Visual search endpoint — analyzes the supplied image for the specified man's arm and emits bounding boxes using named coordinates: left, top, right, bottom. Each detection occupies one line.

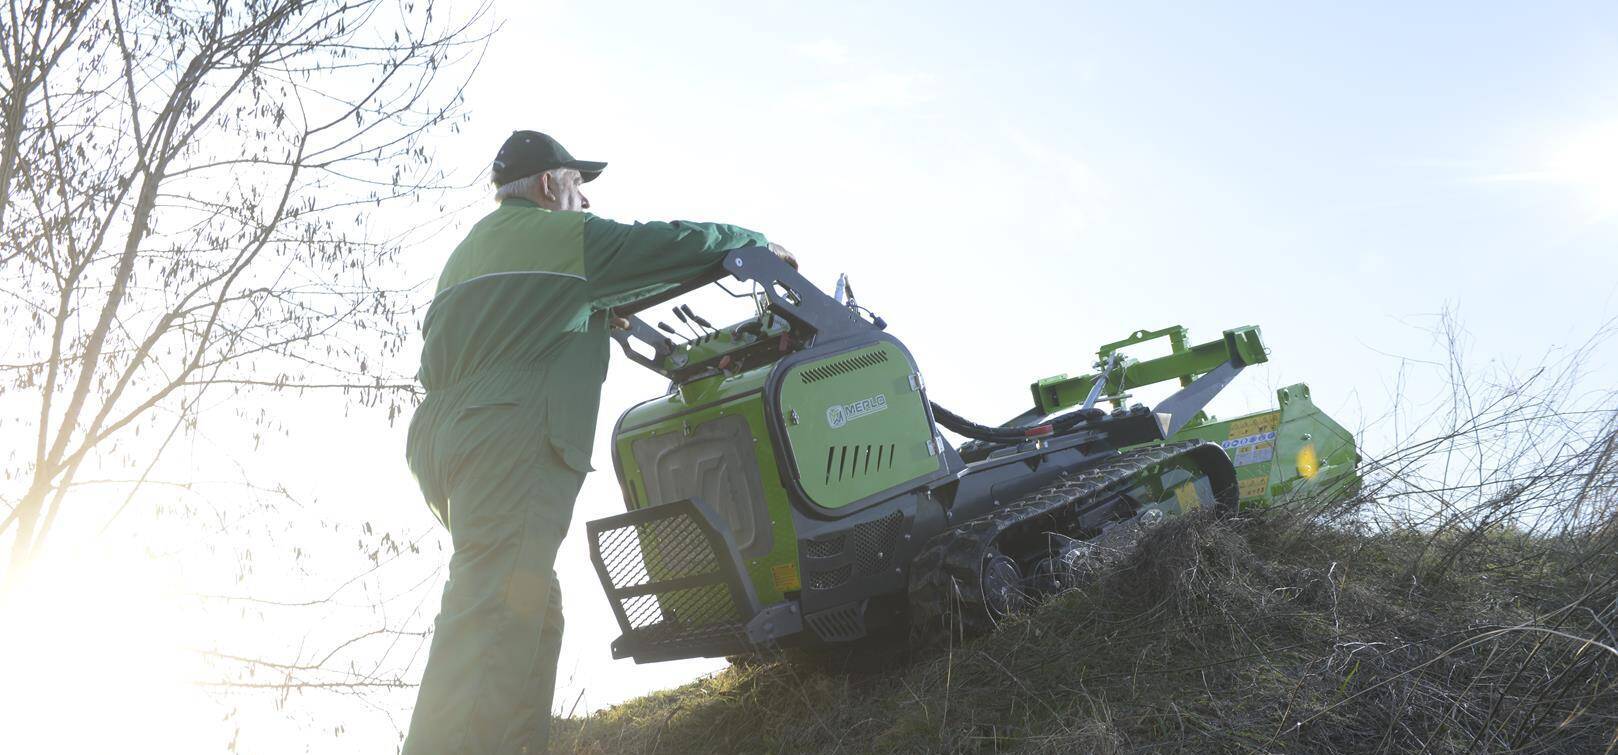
left=582, top=216, right=767, bottom=309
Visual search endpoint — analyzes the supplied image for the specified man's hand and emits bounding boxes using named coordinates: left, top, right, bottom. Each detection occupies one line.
left=768, top=242, right=798, bottom=270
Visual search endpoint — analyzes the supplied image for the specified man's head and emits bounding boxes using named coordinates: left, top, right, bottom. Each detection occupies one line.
left=490, top=131, right=605, bottom=212
left=495, top=167, right=590, bottom=211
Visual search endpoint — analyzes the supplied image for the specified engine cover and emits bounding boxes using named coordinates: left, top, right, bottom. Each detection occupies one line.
left=772, top=340, right=943, bottom=511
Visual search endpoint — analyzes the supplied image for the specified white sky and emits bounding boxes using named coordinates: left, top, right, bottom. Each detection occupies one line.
left=6, top=2, right=1618, bottom=753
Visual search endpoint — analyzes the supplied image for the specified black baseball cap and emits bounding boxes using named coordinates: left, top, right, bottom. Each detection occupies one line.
left=490, top=130, right=607, bottom=185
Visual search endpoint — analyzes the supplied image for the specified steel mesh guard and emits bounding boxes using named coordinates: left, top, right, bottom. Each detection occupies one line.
left=587, top=498, right=760, bottom=662
left=621, top=584, right=744, bottom=643
left=802, top=534, right=845, bottom=559
left=851, top=510, right=905, bottom=574
left=807, top=563, right=853, bottom=590
left=595, top=514, right=720, bottom=594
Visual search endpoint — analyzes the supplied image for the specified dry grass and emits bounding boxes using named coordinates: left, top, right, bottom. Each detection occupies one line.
left=555, top=319, right=1618, bottom=754
left=553, top=505, right=1617, bottom=754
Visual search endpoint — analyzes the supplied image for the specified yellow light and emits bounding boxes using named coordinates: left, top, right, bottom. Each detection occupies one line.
left=1296, top=443, right=1319, bottom=479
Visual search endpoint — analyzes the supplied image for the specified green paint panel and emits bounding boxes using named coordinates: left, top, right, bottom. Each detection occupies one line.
left=1170, top=382, right=1361, bottom=508
left=1264, top=383, right=1361, bottom=504
left=1170, top=409, right=1284, bottom=506
left=612, top=367, right=801, bottom=604
left=776, top=342, right=941, bottom=509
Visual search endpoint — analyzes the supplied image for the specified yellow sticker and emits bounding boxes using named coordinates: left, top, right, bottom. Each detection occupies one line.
left=1227, top=412, right=1280, bottom=439
left=771, top=563, right=801, bottom=592
left=1238, top=475, right=1269, bottom=500
left=1174, top=482, right=1201, bottom=512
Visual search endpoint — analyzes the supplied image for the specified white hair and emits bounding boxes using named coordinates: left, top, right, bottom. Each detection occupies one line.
left=493, top=167, right=577, bottom=202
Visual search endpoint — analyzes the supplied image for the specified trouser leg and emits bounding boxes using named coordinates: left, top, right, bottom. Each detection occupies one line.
left=542, top=576, right=565, bottom=740
left=505, top=571, right=565, bottom=748
left=403, top=448, right=580, bottom=755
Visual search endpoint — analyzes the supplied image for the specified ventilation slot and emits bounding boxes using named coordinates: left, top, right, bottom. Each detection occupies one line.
left=807, top=564, right=852, bottom=590
left=799, top=350, right=890, bottom=383
left=805, top=602, right=867, bottom=642
left=802, top=535, right=845, bottom=559
left=823, top=443, right=897, bottom=486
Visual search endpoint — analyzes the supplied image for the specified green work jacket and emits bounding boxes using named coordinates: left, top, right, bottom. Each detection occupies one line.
left=406, top=197, right=767, bottom=513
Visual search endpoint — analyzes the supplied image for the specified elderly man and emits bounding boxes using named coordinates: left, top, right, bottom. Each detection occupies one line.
left=403, top=131, right=791, bottom=754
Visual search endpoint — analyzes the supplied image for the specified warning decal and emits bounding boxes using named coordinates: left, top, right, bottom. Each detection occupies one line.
left=771, top=563, right=801, bottom=592
left=1226, top=412, right=1280, bottom=438
left=1229, top=440, right=1275, bottom=467
left=1222, top=412, right=1280, bottom=469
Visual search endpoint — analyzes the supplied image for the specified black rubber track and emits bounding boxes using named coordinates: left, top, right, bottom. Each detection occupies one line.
left=907, top=441, right=1236, bottom=640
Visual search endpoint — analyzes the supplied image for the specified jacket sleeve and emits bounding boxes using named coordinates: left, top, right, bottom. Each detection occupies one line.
left=581, top=215, right=768, bottom=309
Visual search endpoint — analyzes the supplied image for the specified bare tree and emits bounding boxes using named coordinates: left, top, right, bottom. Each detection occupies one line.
left=0, top=0, right=487, bottom=580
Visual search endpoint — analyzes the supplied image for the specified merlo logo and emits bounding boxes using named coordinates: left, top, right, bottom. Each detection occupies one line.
left=826, top=394, right=888, bottom=429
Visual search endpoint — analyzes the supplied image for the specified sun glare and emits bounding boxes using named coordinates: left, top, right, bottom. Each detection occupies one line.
left=1542, top=120, right=1618, bottom=219
left=0, top=549, right=221, bottom=755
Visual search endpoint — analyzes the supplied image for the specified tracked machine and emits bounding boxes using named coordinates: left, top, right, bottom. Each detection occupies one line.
left=588, top=247, right=1359, bottom=663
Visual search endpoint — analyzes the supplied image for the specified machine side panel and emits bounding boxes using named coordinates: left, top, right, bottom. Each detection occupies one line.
left=1169, top=382, right=1360, bottom=507
left=1171, top=409, right=1281, bottom=506
left=1267, top=383, right=1361, bottom=502
left=775, top=341, right=942, bottom=510
left=630, top=415, right=771, bottom=560
left=612, top=381, right=802, bottom=605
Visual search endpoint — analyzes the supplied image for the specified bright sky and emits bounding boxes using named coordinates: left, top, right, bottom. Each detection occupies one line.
left=6, top=2, right=1618, bottom=753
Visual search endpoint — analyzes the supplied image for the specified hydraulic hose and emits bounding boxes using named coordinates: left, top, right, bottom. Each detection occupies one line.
left=928, top=402, right=1109, bottom=444
left=928, top=402, right=1035, bottom=443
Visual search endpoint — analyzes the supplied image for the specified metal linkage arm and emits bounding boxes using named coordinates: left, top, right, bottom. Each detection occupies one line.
left=1030, top=325, right=1268, bottom=415
left=719, top=246, right=868, bottom=341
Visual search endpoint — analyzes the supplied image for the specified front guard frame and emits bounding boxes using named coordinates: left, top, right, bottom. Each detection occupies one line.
left=586, top=498, right=762, bottom=663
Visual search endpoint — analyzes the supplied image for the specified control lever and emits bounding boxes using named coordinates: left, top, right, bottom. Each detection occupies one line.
left=680, top=304, right=718, bottom=335
left=833, top=273, right=884, bottom=329
left=670, top=307, right=703, bottom=340
left=656, top=322, right=682, bottom=339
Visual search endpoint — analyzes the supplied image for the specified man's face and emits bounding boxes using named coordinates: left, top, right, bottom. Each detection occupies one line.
left=544, top=169, right=590, bottom=212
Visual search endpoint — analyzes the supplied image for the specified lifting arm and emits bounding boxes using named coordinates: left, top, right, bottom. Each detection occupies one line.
left=1030, top=326, right=1268, bottom=416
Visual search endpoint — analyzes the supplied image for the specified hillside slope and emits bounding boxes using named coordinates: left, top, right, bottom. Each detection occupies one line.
left=555, top=511, right=1618, bottom=754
